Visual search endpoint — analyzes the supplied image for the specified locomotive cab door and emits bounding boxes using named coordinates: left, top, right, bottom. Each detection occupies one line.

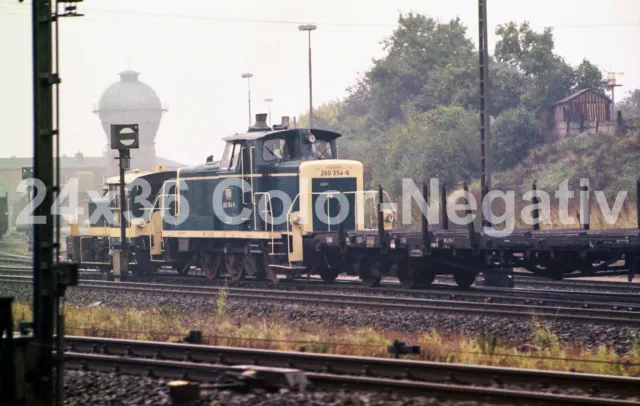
left=218, top=141, right=251, bottom=230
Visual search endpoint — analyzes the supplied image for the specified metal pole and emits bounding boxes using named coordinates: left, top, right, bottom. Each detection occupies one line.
left=308, top=30, right=313, bottom=129
left=478, top=0, right=492, bottom=226
left=247, top=77, right=252, bottom=126
left=119, top=151, right=127, bottom=250
left=31, top=0, right=56, bottom=403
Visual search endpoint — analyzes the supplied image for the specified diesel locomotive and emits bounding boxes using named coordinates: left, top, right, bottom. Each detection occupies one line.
left=66, top=114, right=396, bottom=283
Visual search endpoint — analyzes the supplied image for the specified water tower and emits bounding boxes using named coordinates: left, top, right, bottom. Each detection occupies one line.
left=94, top=70, right=167, bottom=175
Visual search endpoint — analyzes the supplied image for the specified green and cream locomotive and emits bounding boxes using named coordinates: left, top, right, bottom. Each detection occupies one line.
left=67, top=114, right=395, bottom=282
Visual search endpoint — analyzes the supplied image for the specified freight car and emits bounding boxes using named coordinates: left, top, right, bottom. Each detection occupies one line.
left=67, top=114, right=640, bottom=287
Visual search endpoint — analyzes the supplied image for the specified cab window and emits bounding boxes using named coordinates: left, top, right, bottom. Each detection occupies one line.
left=262, top=137, right=292, bottom=162
left=311, top=140, right=333, bottom=159
left=302, top=138, right=334, bottom=160
left=221, top=142, right=243, bottom=170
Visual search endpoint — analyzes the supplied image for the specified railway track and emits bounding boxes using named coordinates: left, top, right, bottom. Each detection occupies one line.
left=63, top=336, right=640, bottom=405
left=2, top=275, right=640, bottom=325
left=0, top=252, right=32, bottom=265
left=2, top=267, right=640, bottom=311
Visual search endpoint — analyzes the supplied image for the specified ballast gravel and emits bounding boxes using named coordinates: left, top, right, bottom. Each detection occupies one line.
left=63, top=370, right=539, bottom=406
left=2, top=282, right=638, bottom=352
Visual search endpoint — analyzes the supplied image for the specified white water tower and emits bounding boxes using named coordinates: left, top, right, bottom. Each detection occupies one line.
left=94, top=70, right=167, bottom=175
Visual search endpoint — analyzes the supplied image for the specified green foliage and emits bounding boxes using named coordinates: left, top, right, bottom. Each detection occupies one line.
left=574, top=58, right=606, bottom=92
left=294, top=13, right=616, bottom=189
left=375, top=106, right=480, bottom=193
left=495, top=131, right=640, bottom=199
left=492, top=107, right=545, bottom=170
left=618, top=89, right=640, bottom=118
left=216, top=281, right=228, bottom=317
left=492, top=22, right=605, bottom=112
left=351, top=13, right=477, bottom=124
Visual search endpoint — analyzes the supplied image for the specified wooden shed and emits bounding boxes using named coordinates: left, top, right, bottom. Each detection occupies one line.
left=545, top=88, right=612, bottom=138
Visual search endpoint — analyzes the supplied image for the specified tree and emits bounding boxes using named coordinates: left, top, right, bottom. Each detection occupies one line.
left=375, top=106, right=480, bottom=193
left=494, top=22, right=576, bottom=111
left=357, top=13, right=477, bottom=124
left=617, top=89, right=640, bottom=118
left=574, top=59, right=606, bottom=92
left=492, top=107, right=545, bottom=170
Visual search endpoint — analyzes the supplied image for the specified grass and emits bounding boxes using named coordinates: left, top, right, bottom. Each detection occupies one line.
left=0, top=233, right=30, bottom=256
left=11, top=301, right=640, bottom=376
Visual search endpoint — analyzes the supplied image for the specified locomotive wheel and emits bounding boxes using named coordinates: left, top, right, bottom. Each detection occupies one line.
left=358, top=260, right=382, bottom=287
left=453, top=272, right=476, bottom=289
left=264, top=262, right=280, bottom=284
left=225, top=254, right=245, bottom=281
left=177, top=262, right=191, bottom=275
left=201, top=252, right=222, bottom=280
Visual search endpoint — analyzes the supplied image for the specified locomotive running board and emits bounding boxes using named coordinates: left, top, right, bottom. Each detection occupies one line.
left=268, top=264, right=307, bottom=270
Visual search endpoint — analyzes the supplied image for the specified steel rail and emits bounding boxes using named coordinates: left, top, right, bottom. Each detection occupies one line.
left=64, top=336, right=640, bottom=404
left=2, top=276, right=640, bottom=325
left=2, top=269, right=639, bottom=309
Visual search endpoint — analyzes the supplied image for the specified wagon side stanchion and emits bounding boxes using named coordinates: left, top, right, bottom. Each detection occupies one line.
left=463, top=183, right=475, bottom=247
left=636, top=178, right=640, bottom=231
left=377, top=185, right=388, bottom=254
left=630, top=178, right=640, bottom=282
left=422, top=182, right=431, bottom=255
left=532, top=180, right=540, bottom=231
left=441, top=183, right=448, bottom=230
left=580, top=179, right=590, bottom=231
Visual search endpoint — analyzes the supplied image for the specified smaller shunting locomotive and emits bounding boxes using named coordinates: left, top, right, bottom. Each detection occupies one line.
left=66, top=114, right=396, bottom=283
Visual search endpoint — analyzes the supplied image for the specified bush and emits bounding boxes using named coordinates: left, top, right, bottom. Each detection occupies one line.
left=492, top=107, right=545, bottom=170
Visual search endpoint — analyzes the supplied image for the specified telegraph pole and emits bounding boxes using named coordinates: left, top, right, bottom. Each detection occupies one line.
left=27, top=1, right=80, bottom=404
left=31, top=1, right=56, bottom=403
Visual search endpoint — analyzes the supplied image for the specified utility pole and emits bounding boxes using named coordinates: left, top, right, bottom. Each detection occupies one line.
left=31, top=1, right=56, bottom=402
left=606, top=71, right=624, bottom=119
left=298, top=24, right=316, bottom=128
left=241, top=73, right=253, bottom=125
left=28, top=1, right=81, bottom=405
left=478, top=0, right=492, bottom=227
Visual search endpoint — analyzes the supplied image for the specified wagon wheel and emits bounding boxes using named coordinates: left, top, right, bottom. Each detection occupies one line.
left=201, top=252, right=222, bottom=280
left=453, top=272, right=476, bottom=289
left=358, top=260, right=382, bottom=288
left=400, top=261, right=436, bottom=289
left=177, top=261, right=191, bottom=275
left=398, top=263, right=419, bottom=289
left=225, top=254, right=245, bottom=281
left=319, top=267, right=339, bottom=283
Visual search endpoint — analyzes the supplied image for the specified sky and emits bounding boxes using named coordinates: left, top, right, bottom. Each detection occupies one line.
left=0, top=0, right=639, bottom=166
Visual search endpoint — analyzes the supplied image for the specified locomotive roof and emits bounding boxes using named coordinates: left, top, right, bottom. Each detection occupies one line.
left=106, top=167, right=176, bottom=185
left=222, top=128, right=342, bottom=142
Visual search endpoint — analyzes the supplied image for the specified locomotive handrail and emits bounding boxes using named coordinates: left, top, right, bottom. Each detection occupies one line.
left=252, top=191, right=276, bottom=254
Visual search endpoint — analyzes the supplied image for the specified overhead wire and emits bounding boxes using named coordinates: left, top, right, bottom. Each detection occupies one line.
left=1, top=4, right=639, bottom=29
